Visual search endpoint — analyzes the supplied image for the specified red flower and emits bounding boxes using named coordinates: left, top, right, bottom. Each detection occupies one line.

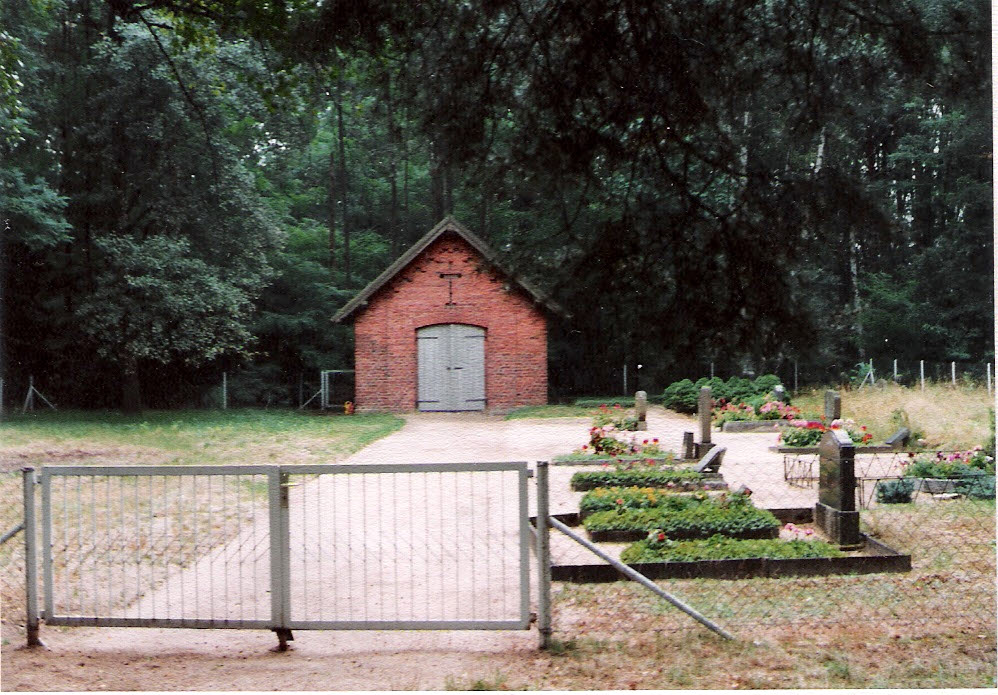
left=657, top=532, right=666, bottom=541
left=642, top=439, right=649, bottom=445
left=616, top=498, right=625, bottom=505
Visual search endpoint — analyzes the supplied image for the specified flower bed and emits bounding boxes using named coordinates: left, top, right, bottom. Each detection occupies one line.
left=570, top=467, right=713, bottom=491
left=554, top=452, right=675, bottom=464
left=619, top=533, right=844, bottom=563
left=713, top=400, right=800, bottom=427
left=582, top=494, right=781, bottom=542
left=578, top=487, right=701, bottom=517
left=778, top=418, right=873, bottom=447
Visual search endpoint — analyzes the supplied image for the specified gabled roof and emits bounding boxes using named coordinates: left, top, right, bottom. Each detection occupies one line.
left=332, top=216, right=567, bottom=323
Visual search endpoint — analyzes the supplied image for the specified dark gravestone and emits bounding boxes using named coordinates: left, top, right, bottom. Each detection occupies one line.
left=682, top=432, right=695, bottom=460
left=885, top=427, right=911, bottom=449
left=635, top=391, right=648, bottom=431
left=694, top=446, right=725, bottom=475
left=815, top=428, right=861, bottom=548
left=824, top=390, right=841, bottom=421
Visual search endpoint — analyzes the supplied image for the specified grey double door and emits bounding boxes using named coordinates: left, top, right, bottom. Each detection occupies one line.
left=417, top=324, right=486, bottom=411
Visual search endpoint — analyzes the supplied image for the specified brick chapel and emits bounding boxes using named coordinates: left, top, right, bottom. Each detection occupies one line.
left=332, top=217, right=563, bottom=413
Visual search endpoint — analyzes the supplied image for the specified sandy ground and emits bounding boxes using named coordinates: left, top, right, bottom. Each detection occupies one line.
left=1, top=407, right=811, bottom=691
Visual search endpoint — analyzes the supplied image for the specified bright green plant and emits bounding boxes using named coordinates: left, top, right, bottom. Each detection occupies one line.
left=579, top=487, right=701, bottom=515
left=582, top=494, right=781, bottom=539
left=875, top=478, right=915, bottom=504
left=570, top=467, right=705, bottom=491
left=620, top=533, right=844, bottom=563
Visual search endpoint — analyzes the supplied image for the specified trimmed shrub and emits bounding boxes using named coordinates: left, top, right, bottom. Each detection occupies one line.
left=661, top=374, right=785, bottom=414
left=570, top=467, right=705, bottom=491
left=582, top=496, right=781, bottom=540
left=875, top=478, right=915, bottom=504
left=578, top=487, right=701, bottom=516
left=620, top=534, right=844, bottom=563
left=660, top=379, right=698, bottom=414
left=953, top=475, right=996, bottom=500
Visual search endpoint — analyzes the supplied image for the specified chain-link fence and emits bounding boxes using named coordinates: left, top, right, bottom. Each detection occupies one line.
left=543, top=440, right=996, bottom=641
left=1, top=469, right=27, bottom=635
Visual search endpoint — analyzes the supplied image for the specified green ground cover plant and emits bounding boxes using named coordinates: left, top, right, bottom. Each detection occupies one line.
left=620, top=533, right=844, bottom=563
left=901, top=449, right=995, bottom=479
left=570, top=467, right=706, bottom=491
left=875, top=479, right=915, bottom=504
left=582, top=495, right=781, bottom=540
left=579, top=487, right=701, bottom=516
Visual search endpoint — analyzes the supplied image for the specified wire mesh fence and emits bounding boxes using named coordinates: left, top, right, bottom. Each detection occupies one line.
left=4, top=462, right=531, bottom=639
left=544, top=446, right=996, bottom=641
left=1, top=469, right=27, bottom=629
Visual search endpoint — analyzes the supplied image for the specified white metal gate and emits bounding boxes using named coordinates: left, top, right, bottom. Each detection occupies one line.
left=27, top=462, right=531, bottom=639
left=416, top=324, right=486, bottom=411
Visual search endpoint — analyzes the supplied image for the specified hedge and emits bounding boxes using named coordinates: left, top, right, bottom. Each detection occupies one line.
left=570, top=468, right=706, bottom=491
left=582, top=498, right=781, bottom=540
left=620, top=534, right=844, bottom=563
left=660, top=374, right=784, bottom=415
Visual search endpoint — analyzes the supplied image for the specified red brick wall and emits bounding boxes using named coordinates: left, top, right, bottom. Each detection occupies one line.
left=352, top=233, right=548, bottom=412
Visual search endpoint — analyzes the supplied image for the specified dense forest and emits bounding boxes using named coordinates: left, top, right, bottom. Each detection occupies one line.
left=1, top=0, right=992, bottom=409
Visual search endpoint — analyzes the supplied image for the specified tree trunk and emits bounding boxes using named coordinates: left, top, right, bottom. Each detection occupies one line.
left=121, top=355, right=142, bottom=413
left=429, top=144, right=445, bottom=221
left=335, top=89, right=351, bottom=286
left=327, top=134, right=336, bottom=273
left=384, top=70, right=400, bottom=257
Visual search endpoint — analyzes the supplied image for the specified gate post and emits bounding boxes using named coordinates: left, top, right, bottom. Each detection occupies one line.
left=22, top=467, right=41, bottom=647
left=536, top=461, right=552, bottom=650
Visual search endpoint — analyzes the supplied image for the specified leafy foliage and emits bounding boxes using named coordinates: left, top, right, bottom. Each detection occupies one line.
left=582, top=495, right=781, bottom=540
left=578, top=488, right=701, bottom=516
left=570, top=467, right=706, bottom=491
left=620, top=534, right=844, bottom=563
left=875, top=479, right=915, bottom=504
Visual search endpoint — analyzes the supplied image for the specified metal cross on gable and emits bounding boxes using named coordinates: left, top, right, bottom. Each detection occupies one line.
left=439, top=266, right=462, bottom=305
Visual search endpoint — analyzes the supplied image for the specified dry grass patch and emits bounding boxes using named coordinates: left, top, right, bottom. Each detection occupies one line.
left=794, top=383, right=993, bottom=448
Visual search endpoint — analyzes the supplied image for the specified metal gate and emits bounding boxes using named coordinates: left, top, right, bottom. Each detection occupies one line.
left=27, top=462, right=531, bottom=638
left=416, top=324, right=486, bottom=411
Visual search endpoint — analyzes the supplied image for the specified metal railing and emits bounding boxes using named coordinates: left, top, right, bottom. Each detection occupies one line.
left=25, top=462, right=532, bottom=642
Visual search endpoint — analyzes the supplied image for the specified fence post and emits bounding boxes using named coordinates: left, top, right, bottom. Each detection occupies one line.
left=988, top=363, right=992, bottom=396
left=222, top=372, right=228, bottom=410
left=22, top=467, right=41, bottom=647
left=710, top=362, right=715, bottom=379
left=536, top=461, right=552, bottom=650
left=951, top=361, right=956, bottom=387
left=622, top=364, right=627, bottom=396
left=893, top=359, right=898, bottom=382
left=920, top=360, right=925, bottom=391
left=793, top=360, right=798, bottom=393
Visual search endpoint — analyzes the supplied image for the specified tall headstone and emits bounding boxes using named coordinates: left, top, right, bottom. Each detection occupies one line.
left=696, top=386, right=715, bottom=458
left=824, top=390, right=841, bottom=421
left=698, top=387, right=712, bottom=444
left=635, top=391, right=648, bottom=431
left=815, top=428, right=861, bottom=548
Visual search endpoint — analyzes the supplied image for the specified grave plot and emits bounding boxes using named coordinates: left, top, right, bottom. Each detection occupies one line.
left=542, top=432, right=912, bottom=583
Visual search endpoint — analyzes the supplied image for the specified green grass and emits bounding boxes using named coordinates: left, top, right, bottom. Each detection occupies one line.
left=0, top=409, right=405, bottom=467
left=504, top=404, right=593, bottom=419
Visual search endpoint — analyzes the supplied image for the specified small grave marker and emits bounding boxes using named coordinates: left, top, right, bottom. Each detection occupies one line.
left=773, top=384, right=787, bottom=403
left=682, top=432, right=695, bottom=460
left=694, top=446, right=725, bottom=475
left=885, top=427, right=911, bottom=449
left=824, top=390, right=841, bottom=421
left=635, top=391, right=648, bottom=431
